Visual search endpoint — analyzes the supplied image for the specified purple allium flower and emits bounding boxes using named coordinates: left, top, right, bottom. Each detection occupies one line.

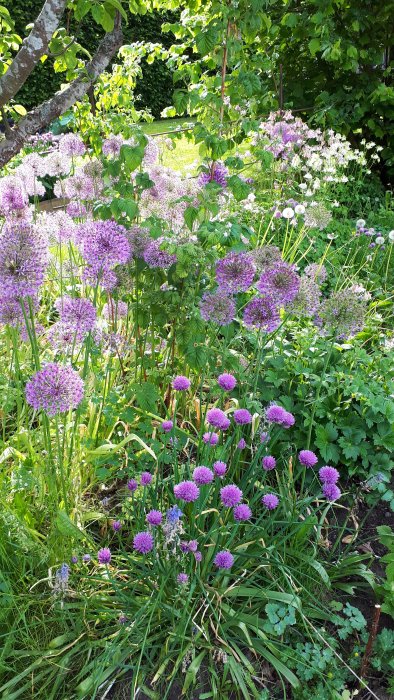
left=319, top=466, right=340, bottom=484
left=199, top=161, right=228, bottom=187
left=213, top=460, right=227, bottom=477
left=112, top=520, right=122, bottom=532
left=318, top=290, right=366, bottom=339
left=142, top=136, right=159, bottom=166
left=233, top=504, right=252, bottom=521
left=127, top=478, right=138, bottom=492
left=304, top=263, right=327, bottom=285
left=188, top=539, right=198, bottom=552
left=59, top=132, right=86, bottom=157
left=102, top=134, right=123, bottom=157
left=82, top=554, right=91, bottom=563
left=172, top=375, right=190, bottom=391
left=194, top=550, right=202, bottom=562
left=180, top=541, right=189, bottom=553
left=237, top=438, right=247, bottom=450
left=216, top=252, right=256, bottom=293
left=192, top=466, right=214, bottom=485
left=214, top=550, right=234, bottom=569
left=25, top=363, right=84, bottom=417
left=98, top=547, right=111, bottom=564
left=55, top=296, right=96, bottom=335
left=299, top=450, right=318, bottom=468
left=203, top=430, right=219, bottom=446
left=266, top=404, right=294, bottom=428
left=0, top=176, right=28, bottom=215
left=256, top=262, right=301, bottom=306
left=251, top=245, right=282, bottom=273
left=67, top=201, right=87, bottom=218
left=206, top=408, right=230, bottom=430
left=0, top=296, right=25, bottom=327
left=177, top=572, right=189, bottom=585
left=322, top=483, right=342, bottom=501
left=143, top=241, right=176, bottom=269
left=133, top=531, right=154, bottom=554
left=262, top=455, right=276, bottom=471
left=217, top=373, right=237, bottom=391
left=161, top=419, right=174, bottom=433
left=0, top=222, right=48, bottom=299
left=288, top=277, right=321, bottom=318
left=71, top=555, right=78, bottom=564
left=243, top=297, right=281, bottom=332
left=146, top=510, right=163, bottom=526
left=141, top=472, right=152, bottom=486
left=233, top=408, right=252, bottom=425
left=78, top=219, right=130, bottom=279
left=261, top=493, right=279, bottom=510
left=166, top=505, right=183, bottom=523
left=220, top=484, right=243, bottom=507
left=282, top=411, right=295, bottom=428
left=174, top=480, right=200, bottom=502
left=200, top=290, right=236, bottom=326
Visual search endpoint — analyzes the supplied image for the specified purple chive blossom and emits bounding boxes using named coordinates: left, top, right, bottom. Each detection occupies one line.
left=140, top=472, right=152, bottom=486
left=322, top=483, right=341, bottom=501
left=0, top=222, right=48, bottom=299
left=25, top=363, right=84, bottom=417
left=98, top=547, right=111, bottom=564
left=82, top=554, right=91, bottom=563
left=237, top=438, right=247, bottom=449
left=262, top=493, right=279, bottom=510
left=319, top=466, right=340, bottom=484
left=71, top=555, right=78, bottom=564
left=214, top=550, right=234, bottom=569
left=206, top=408, right=230, bottom=430
left=233, top=408, right=252, bottom=425
left=243, top=297, right=280, bottom=332
left=203, top=432, right=219, bottom=445
left=177, top=572, right=189, bottom=585
left=282, top=411, right=295, bottom=428
left=127, top=478, right=138, bottom=492
left=266, top=404, right=295, bottom=428
left=146, top=510, right=163, bottom=526
left=112, top=520, right=122, bottom=532
left=233, top=504, right=252, bottom=521
left=216, top=252, right=256, bottom=293
left=256, top=261, right=301, bottom=306
left=262, top=455, right=276, bottom=471
left=213, top=461, right=227, bottom=477
left=143, top=241, right=176, bottom=269
left=199, top=161, right=228, bottom=187
left=299, top=450, right=318, bottom=467
left=192, top=466, right=214, bottom=485
left=172, top=375, right=190, bottom=391
left=59, top=132, right=86, bottom=156
left=188, top=539, right=198, bottom=552
left=174, top=480, right=200, bottom=502
left=55, top=296, right=96, bottom=335
left=133, top=531, right=154, bottom=554
left=217, top=373, right=237, bottom=391
left=200, top=290, right=236, bottom=326
left=78, top=219, right=130, bottom=281
left=161, top=419, right=174, bottom=432
left=220, top=484, right=243, bottom=507
left=194, top=550, right=202, bottom=562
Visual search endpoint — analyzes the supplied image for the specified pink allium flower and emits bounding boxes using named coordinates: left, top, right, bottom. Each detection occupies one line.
left=174, top=480, right=200, bottom=502
left=237, top=438, right=247, bottom=449
left=133, top=531, right=154, bottom=554
left=127, top=478, right=138, bottom=492
left=322, top=483, right=341, bottom=501
left=299, top=450, right=318, bottom=467
left=213, top=460, right=227, bottom=477
left=97, top=547, right=111, bottom=564
left=233, top=504, right=252, bottom=521
left=261, top=493, right=279, bottom=510
left=206, top=407, right=230, bottom=430
left=203, top=432, right=219, bottom=445
left=262, top=455, right=276, bottom=471
left=112, top=520, right=122, bottom=532
left=177, top=572, right=189, bottom=584
left=59, top=132, right=86, bottom=156
left=146, top=510, right=163, bottom=526
left=161, top=419, right=173, bottom=432
left=194, top=551, right=202, bottom=562
left=192, top=466, right=214, bottom=485
left=141, top=472, right=152, bottom=486
left=172, top=375, right=190, bottom=391
left=220, top=484, right=243, bottom=507
left=319, top=466, right=340, bottom=484
left=214, top=550, right=234, bottom=569
left=217, top=373, right=237, bottom=391
left=25, top=363, right=84, bottom=417
left=233, top=408, right=252, bottom=425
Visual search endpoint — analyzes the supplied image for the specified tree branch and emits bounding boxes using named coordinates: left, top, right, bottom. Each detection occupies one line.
left=0, top=0, right=68, bottom=109
left=0, top=14, right=123, bottom=168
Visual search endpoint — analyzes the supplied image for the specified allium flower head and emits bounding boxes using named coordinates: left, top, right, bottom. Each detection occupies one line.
left=262, top=455, right=276, bottom=471
left=216, top=252, right=256, bottom=293
left=256, top=262, right=300, bottom=307
left=299, top=450, right=318, bottom=467
left=200, top=290, right=236, bottom=326
left=237, top=438, right=247, bottom=449
left=203, top=432, right=219, bottom=445
left=0, top=222, right=48, bottom=299
left=318, top=290, right=366, bottom=339
left=233, top=504, right=252, bottom=521
left=233, top=408, right=252, bottom=425
left=220, top=484, right=242, bottom=507
left=141, top=472, right=152, bottom=486
left=322, top=483, right=341, bottom=501
left=112, top=520, right=122, bottom=532
left=207, top=408, right=230, bottom=430
left=192, top=466, right=214, bottom=485
left=59, top=132, right=86, bottom=156
left=133, top=531, right=154, bottom=554
left=217, top=373, right=236, bottom=391
left=177, top=572, right=189, bottom=584
left=214, top=550, right=234, bottom=569
left=0, top=297, right=25, bottom=327
left=0, top=175, right=28, bottom=215
left=251, top=245, right=282, bottom=273
left=142, top=137, right=159, bottom=166
left=304, top=263, right=327, bottom=285
left=102, top=134, right=123, bottom=157
left=262, top=493, right=279, bottom=510
left=243, top=297, right=280, bottom=331
left=172, top=375, right=190, bottom=391
left=98, top=547, right=111, bottom=564
left=319, top=466, right=340, bottom=484
left=25, top=363, right=84, bottom=417
left=82, top=554, right=91, bottom=563
left=161, top=419, right=174, bottom=433
left=55, top=296, right=96, bottom=335
left=143, top=240, right=176, bottom=269
left=213, top=460, right=227, bottom=477
left=146, top=510, right=163, bottom=526
left=304, top=203, right=332, bottom=230
left=198, top=161, right=228, bottom=187
left=288, top=277, right=321, bottom=318
left=266, top=404, right=295, bottom=428
left=174, top=480, right=200, bottom=502
left=127, top=478, right=138, bottom=492
left=79, top=219, right=130, bottom=278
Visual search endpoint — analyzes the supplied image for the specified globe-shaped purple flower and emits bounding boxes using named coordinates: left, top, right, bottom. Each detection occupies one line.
left=256, top=262, right=300, bottom=307
left=233, top=504, right=252, bottom=521
left=177, top=572, right=189, bottom=585
left=172, top=375, right=190, bottom=391
left=203, top=432, right=219, bottom=445
left=299, top=450, right=318, bottom=468
left=0, top=222, right=48, bottom=299
left=243, top=297, right=280, bottom=332
left=214, top=550, right=234, bottom=569
left=200, top=290, right=236, bottom=326
left=161, top=419, right=173, bottom=433
left=322, top=483, right=341, bottom=501
left=266, top=404, right=295, bottom=428
left=140, top=472, right=152, bottom=486
left=146, top=510, right=163, bottom=526
left=194, top=550, right=202, bottom=562
left=262, top=493, right=279, bottom=510
left=97, top=547, right=111, bottom=564
left=25, top=363, right=84, bottom=417
left=133, top=531, right=154, bottom=554
left=55, top=295, right=96, bottom=335
left=59, top=133, right=86, bottom=157
left=262, top=455, right=276, bottom=471
left=319, top=466, right=340, bottom=484
left=216, top=252, right=256, bottom=293
left=206, top=408, right=230, bottom=430
left=174, top=480, right=200, bottom=502
left=237, top=438, right=247, bottom=450
left=220, top=484, right=243, bottom=507
left=233, top=408, right=252, bottom=425
left=112, top=520, right=122, bottom=532
left=213, top=460, right=227, bottom=477
left=127, top=478, right=138, bottom=492
left=217, top=373, right=237, bottom=391
left=192, top=466, right=214, bottom=485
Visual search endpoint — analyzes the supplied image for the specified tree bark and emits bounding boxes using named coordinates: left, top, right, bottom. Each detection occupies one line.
left=0, top=14, right=123, bottom=168
left=0, top=0, right=68, bottom=110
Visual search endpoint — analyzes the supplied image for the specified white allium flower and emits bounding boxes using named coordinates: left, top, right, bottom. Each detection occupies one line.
left=356, top=219, right=366, bottom=228
left=388, top=230, right=394, bottom=242
left=375, top=236, right=385, bottom=245
left=295, top=204, right=305, bottom=215
left=282, top=207, right=295, bottom=219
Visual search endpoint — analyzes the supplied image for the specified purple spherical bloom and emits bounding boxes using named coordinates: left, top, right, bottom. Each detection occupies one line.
left=243, top=297, right=280, bottom=332
left=98, top=547, right=111, bottom=564
left=213, top=460, right=227, bottom=477
left=192, top=466, right=214, bottom=485
left=282, top=411, right=295, bottom=428
left=112, top=520, right=122, bottom=532
left=188, top=539, right=198, bottom=552
left=262, top=493, right=279, bottom=510
left=59, top=132, right=86, bottom=157
left=217, top=373, right=237, bottom=391
left=146, top=510, right=163, bottom=526
left=78, top=219, right=130, bottom=278
left=203, top=432, right=219, bottom=445
left=0, top=221, right=48, bottom=299
left=172, top=375, right=190, bottom=391
left=220, top=484, right=243, bottom=507
left=233, top=408, right=252, bottom=425
left=174, top=480, right=200, bottom=502
left=237, top=438, right=247, bottom=450
left=177, top=572, right=189, bottom=585
left=216, top=252, right=256, bottom=293
left=71, top=555, right=78, bottom=564
left=319, top=466, right=340, bottom=484
left=194, top=550, right=202, bottom=562
left=299, top=450, right=318, bottom=468
left=67, top=201, right=87, bottom=218
left=256, top=261, right=301, bottom=306
left=266, top=404, right=295, bottom=429
left=214, top=550, right=234, bottom=569
left=127, top=478, right=138, bottom=492
left=233, top=504, right=252, bottom=521
left=200, top=290, right=236, bottom=326
left=55, top=295, right=96, bottom=335
left=207, top=408, right=230, bottom=430
left=161, top=419, right=174, bottom=433
left=262, top=455, right=276, bottom=471
left=141, top=472, right=152, bottom=486
left=133, top=531, right=154, bottom=554
left=25, top=363, right=84, bottom=417
left=102, top=134, right=123, bottom=157
left=322, top=483, right=342, bottom=501
left=199, top=161, right=228, bottom=187
left=82, top=554, right=91, bottom=563
left=180, top=541, right=189, bottom=553
left=143, top=241, right=176, bottom=269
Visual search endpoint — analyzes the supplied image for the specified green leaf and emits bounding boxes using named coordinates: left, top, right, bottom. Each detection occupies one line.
left=309, top=38, right=321, bottom=56
left=184, top=206, right=199, bottom=231
left=182, top=651, right=206, bottom=694
left=195, top=28, right=218, bottom=56
left=86, top=433, right=157, bottom=461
